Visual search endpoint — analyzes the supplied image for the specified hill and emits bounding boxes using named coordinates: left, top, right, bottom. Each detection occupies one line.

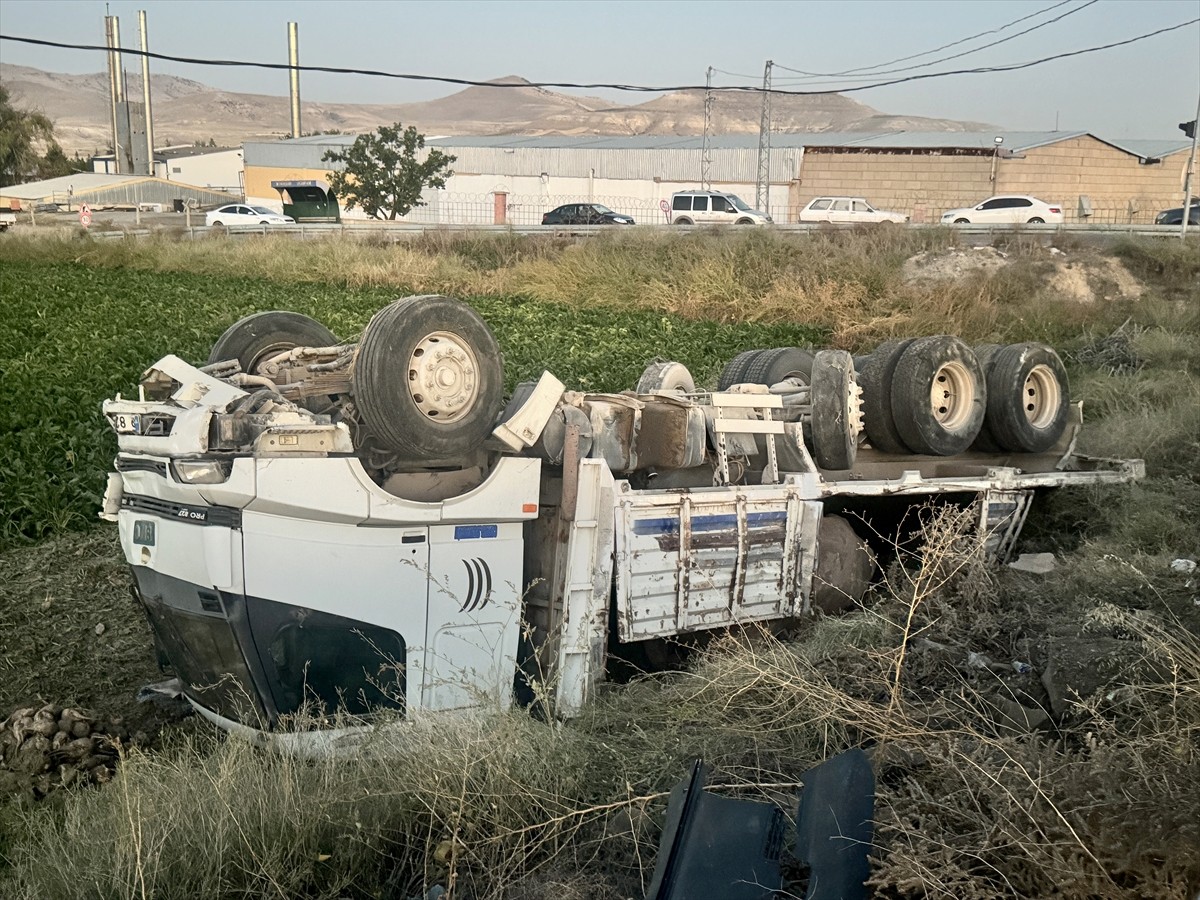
left=0, top=63, right=993, bottom=154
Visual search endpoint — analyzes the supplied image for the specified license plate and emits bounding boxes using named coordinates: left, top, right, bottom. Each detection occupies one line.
left=113, top=413, right=141, bottom=434
left=133, top=520, right=156, bottom=546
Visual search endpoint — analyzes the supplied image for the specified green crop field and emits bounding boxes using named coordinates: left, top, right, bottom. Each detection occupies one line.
left=0, top=257, right=820, bottom=547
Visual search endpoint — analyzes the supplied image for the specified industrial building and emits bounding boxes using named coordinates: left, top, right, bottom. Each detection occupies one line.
left=92, top=146, right=245, bottom=194
left=0, top=172, right=236, bottom=212
left=243, top=131, right=1194, bottom=226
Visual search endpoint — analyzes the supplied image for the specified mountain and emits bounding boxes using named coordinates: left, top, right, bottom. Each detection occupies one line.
left=0, top=63, right=992, bottom=155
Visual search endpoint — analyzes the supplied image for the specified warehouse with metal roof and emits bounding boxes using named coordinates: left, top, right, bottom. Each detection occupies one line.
left=0, top=172, right=237, bottom=212
left=242, top=131, right=1194, bottom=226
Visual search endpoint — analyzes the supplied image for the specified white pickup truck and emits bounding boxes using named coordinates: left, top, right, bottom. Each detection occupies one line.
left=100, top=295, right=1141, bottom=747
left=0, top=209, right=16, bottom=231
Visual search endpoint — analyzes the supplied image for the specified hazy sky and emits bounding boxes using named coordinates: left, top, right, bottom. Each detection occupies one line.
left=1, top=0, right=1197, bottom=138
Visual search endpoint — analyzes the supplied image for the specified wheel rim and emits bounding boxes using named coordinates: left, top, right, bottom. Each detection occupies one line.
left=847, top=374, right=865, bottom=440
left=408, top=331, right=480, bottom=423
left=1023, top=364, right=1061, bottom=429
left=928, top=361, right=975, bottom=431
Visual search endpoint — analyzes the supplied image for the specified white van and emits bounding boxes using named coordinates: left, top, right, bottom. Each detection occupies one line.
left=670, top=190, right=771, bottom=225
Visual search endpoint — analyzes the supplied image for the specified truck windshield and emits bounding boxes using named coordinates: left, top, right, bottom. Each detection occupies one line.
left=727, top=195, right=751, bottom=211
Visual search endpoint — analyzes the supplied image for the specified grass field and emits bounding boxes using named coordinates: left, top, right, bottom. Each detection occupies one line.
left=1, top=229, right=1198, bottom=898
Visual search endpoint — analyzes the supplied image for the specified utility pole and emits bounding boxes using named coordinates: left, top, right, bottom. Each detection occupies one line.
left=755, top=60, right=773, bottom=215
left=1181, top=89, right=1200, bottom=240
left=701, top=66, right=714, bottom=190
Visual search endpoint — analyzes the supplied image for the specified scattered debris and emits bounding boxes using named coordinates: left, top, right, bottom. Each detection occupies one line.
left=1170, top=558, right=1197, bottom=575
left=1008, top=552, right=1057, bottom=574
left=0, top=704, right=130, bottom=799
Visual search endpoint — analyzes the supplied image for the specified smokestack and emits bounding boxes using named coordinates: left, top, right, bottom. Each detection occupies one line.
left=104, top=16, right=122, bottom=173
left=139, top=10, right=155, bottom=175
left=288, top=22, right=301, bottom=139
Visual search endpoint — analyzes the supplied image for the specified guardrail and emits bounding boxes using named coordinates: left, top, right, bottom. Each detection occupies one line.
left=77, top=221, right=1188, bottom=241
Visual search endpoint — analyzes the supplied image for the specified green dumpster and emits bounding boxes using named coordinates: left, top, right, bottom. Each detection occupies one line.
left=271, top=180, right=341, bottom=223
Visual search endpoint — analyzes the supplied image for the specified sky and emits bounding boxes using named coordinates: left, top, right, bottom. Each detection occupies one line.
left=0, top=0, right=1197, bottom=138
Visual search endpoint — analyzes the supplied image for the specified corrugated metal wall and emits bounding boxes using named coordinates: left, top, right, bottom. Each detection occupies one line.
left=245, top=140, right=802, bottom=183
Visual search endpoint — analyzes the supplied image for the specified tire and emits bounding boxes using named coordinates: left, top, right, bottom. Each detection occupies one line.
left=810, top=516, right=877, bottom=614
left=674, top=217, right=693, bottom=226
left=735, top=218, right=754, bottom=225
left=969, top=344, right=1004, bottom=452
left=716, top=350, right=761, bottom=390
left=858, top=339, right=915, bottom=454
left=741, top=347, right=817, bottom=388
left=981, top=343, right=1070, bottom=453
left=210, top=220, right=224, bottom=227
left=1027, top=217, right=1044, bottom=224
left=351, top=295, right=504, bottom=459
left=809, top=350, right=861, bottom=470
left=954, top=218, right=969, bottom=224
left=208, top=310, right=337, bottom=373
left=890, top=335, right=986, bottom=456
left=636, top=361, right=695, bottom=394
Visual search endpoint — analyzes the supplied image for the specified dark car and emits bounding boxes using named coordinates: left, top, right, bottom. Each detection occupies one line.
left=1154, top=204, right=1200, bottom=226
left=542, top=203, right=634, bottom=226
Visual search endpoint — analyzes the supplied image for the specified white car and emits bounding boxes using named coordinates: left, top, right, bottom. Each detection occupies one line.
left=205, top=204, right=295, bottom=227
left=798, top=197, right=908, bottom=224
left=670, top=191, right=771, bottom=225
left=941, top=195, right=1063, bottom=225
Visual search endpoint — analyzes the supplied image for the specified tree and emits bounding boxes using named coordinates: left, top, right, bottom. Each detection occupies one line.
left=321, top=123, right=455, bottom=220
left=35, top=144, right=89, bottom=180
left=0, top=85, right=55, bottom=187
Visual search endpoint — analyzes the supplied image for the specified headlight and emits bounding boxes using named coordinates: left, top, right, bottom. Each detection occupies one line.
left=171, top=459, right=233, bottom=484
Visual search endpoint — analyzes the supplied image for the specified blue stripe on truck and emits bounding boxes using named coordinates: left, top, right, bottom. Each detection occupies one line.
left=632, top=510, right=787, bottom=536
left=454, top=524, right=499, bottom=540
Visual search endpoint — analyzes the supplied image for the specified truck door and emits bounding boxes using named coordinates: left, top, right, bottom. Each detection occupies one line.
left=423, top=522, right=526, bottom=710
left=240, top=512, right=429, bottom=716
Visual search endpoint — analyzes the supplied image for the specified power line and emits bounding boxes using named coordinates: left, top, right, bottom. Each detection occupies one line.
left=774, top=0, right=1100, bottom=82
left=775, top=0, right=1074, bottom=79
left=1, top=18, right=1195, bottom=98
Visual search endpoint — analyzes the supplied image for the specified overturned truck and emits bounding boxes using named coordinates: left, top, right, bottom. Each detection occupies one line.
left=100, top=295, right=1142, bottom=743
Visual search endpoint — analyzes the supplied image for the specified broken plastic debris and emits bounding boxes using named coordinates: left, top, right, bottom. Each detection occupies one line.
left=1008, top=552, right=1057, bottom=574
left=1169, top=558, right=1197, bottom=575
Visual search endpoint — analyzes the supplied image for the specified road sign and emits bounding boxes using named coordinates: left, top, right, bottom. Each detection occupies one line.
left=659, top=199, right=669, bottom=211
left=79, top=204, right=92, bottom=228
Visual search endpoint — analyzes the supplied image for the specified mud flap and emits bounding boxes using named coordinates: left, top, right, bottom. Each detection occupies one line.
left=645, top=760, right=784, bottom=900
left=793, top=748, right=875, bottom=900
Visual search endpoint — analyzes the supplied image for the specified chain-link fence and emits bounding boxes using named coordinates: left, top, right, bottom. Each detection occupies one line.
left=400, top=193, right=671, bottom=226
left=400, top=191, right=1189, bottom=226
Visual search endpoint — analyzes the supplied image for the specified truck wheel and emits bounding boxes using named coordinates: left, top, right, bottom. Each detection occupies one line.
left=810, top=516, right=877, bottom=614
left=208, top=310, right=337, bottom=373
left=716, top=351, right=760, bottom=390
left=969, top=344, right=1003, bottom=451
left=636, top=361, right=695, bottom=393
left=858, top=339, right=915, bottom=454
left=352, top=295, right=504, bottom=459
left=741, top=347, right=816, bottom=388
left=809, top=350, right=862, bottom=470
left=675, top=217, right=693, bottom=226
left=890, top=336, right=986, bottom=456
left=982, top=343, right=1070, bottom=452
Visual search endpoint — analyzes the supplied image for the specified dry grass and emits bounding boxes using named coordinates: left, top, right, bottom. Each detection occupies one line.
left=5, top=507, right=1199, bottom=899
left=6, top=228, right=1184, bottom=350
